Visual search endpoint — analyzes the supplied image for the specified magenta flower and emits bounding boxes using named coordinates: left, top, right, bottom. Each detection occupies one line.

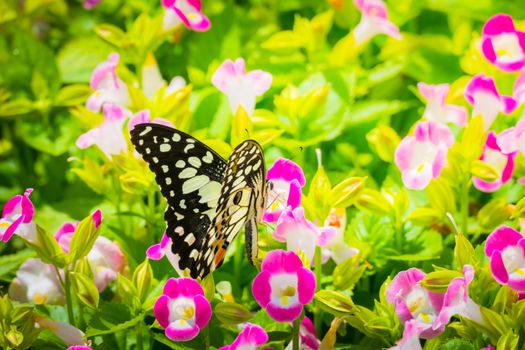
left=154, top=277, right=212, bottom=341
left=211, top=58, right=272, bottom=115
left=252, top=250, right=315, bottom=322
left=161, top=0, right=211, bottom=32
left=55, top=210, right=124, bottom=292
left=417, top=82, right=468, bottom=127
left=86, top=53, right=130, bottom=113
left=388, top=320, right=424, bottom=350
left=9, top=258, right=64, bottom=305
left=481, top=14, right=525, bottom=72
left=273, top=207, right=336, bottom=264
left=83, top=0, right=100, bottom=9
left=218, top=323, right=268, bottom=350
left=0, top=188, right=36, bottom=242
left=485, top=226, right=525, bottom=292
left=353, top=0, right=401, bottom=46
left=264, top=158, right=306, bottom=223
left=323, top=208, right=359, bottom=265
left=146, top=232, right=185, bottom=277
left=76, top=103, right=128, bottom=159
left=394, top=121, right=454, bottom=190
left=473, top=132, right=516, bottom=192
left=68, top=347, right=92, bottom=350
left=285, top=317, right=320, bottom=350
left=498, top=116, right=525, bottom=156
left=387, top=265, right=483, bottom=344
left=128, top=109, right=174, bottom=132
left=464, top=74, right=516, bottom=130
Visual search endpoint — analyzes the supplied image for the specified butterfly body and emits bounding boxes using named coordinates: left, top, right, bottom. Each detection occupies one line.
left=130, top=124, right=266, bottom=279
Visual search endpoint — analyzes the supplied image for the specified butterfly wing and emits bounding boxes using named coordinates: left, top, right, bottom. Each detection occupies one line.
left=194, top=140, right=267, bottom=279
left=130, top=123, right=228, bottom=271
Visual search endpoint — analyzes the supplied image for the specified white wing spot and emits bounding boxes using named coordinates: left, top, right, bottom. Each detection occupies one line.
left=170, top=190, right=175, bottom=197
left=190, top=249, right=199, bottom=259
left=182, top=175, right=210, bottom=194
left=252, top=159, right=262, bottom=170
left=139, top=140, right=144, bottom=145
left=184, top=144, right=195, bottom=153
left=180, top=199, right=187, bottom=209
left=202, top=151, right=213, bottom=163
left=160, top=143, right=171, bottom=152
left=179, top=168, right=197, bottom=179
left=188, top=157, right=201, bottom=168
left=145, top=148, right=151, bottom=154
left=176, top=160, right=185, bottom=168
left=153, top=157, right=159, bottom=163
left=244, top=165, right=253, bottom=175
left=139, top=126, right=152, bottom=136
left=193, top=208, right=199, bottom=213
left=166, top=177, right=172, bottom=185
left=172, top=133, right=181, bottom=142
left=174, top=212, right=184, bottom=220
left=175, top=226, right=184, bottom=235
left=187, top=138, right=195, bottom=143
left=162, top=165, right=169, bottom=173
left=198, top=181, right=222, bottom=206
left=184, top=233, right=196, bottom=245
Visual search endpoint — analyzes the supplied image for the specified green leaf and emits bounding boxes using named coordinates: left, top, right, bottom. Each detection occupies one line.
left=421, top=270, right=463, bottom=293
left=86, top=302, right=143, bottom=337
left=94, top=24, right=126, bottom=48
left=214, top=302, right=253, bottom=325
left=132, top=258, right=153, bottom=303
left=440, top=338, right=475, bottom=350
left=70, top=272, right=99, bottom=309
left=470, top=160, right=500, bottom=182
left=329, top=177, right=366, bottom=209
left=54, top=85, right=92, bottom=107
left=454, top=231, right=477, bottom=268
left=497, top=330, right=519, bottom=350
left=332, top=256, right=366, bottom=291
left=23, top=225, right=68, bottom=268
left=0, top=250, right=36, bottom=280
left=477, top=199, right=512, bottom=231
left=315, top=290, right=354, bottom=316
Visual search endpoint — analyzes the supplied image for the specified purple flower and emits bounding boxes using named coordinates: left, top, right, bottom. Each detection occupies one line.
left=473, top=132, right=516, bottom=192
left=464, top=74, right=516, bottom=130
left=0, top=188, right=36, bottom=242
left=161, top=0, right=211, bottom=32
left=285, top=317, right=320, bottom=350
left=141, top=54, right=186, bottom=99
left=76, top=103, right=129, bottom=159
left=154, top=278, right=212, bottom=341
left=388, top=320, right=424, bottom=350
left=128, top=109, right=174, bottom=132
left=146, top=232, right=185, bottom=277
left=394, top=121, right=454, bottom=190
left=481, top=14, right=525, bottom=72
left=211, top=58, right=272, bottom=115
left=485, top=226, right=525, bottom=292
left=67, top=347, right=92, bottom=350
left=273, top=207, right=336, bottom=264
left=252, top=250, right=315, bottom=322
left=417, top=82, right=468, bottom=127
left=83, top=0, right=100, bottom=9
left=9, top=258, right=65, bottom=305
left=86, top=53, right=130, bottom=113
left=323, top=208, right=359, bottom=265
left=218, top=323, right=268, bottom=350
left=55, top=210, right=124, bottom=292
left=264, top=158, right=306, bottom=223
left=353, top=0, right=401, bottom=46
left=498, top=116, right=525, bottom=156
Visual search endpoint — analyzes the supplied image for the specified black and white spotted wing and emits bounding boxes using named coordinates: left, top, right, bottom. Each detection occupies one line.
left=194, top=140, right=267, bottom=279
left=130, top=124, right=228, bottom=272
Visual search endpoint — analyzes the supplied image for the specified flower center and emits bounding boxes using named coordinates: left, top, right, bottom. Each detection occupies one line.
left=501, top=246, right=525, bottom=276
left=404, top=285, right=435, bottom=323
left=0, top=220, right=10, bottom=235
left=168, top=297, right=197, bottom=329
left=270, top=273, right=299, bottom=307
left=493, top=33, right=524, bottom=63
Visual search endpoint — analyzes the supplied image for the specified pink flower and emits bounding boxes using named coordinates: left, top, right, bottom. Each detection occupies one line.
left=417, top=83, right=468, bottom=127
left=211, top=58, right=272, bottom=115
left=128, top=110, right=174, bottom=132
left=86, top=53, right=130, bottom=112
left=36, top=318, right=88, bottom=347
left=83, top=0, right=100, bottom=9
left=9, top=258, right=64, bottom=305
left=323, top=208, right=359, bottom=265
left=154, top=277, right=212, bottom=341
left=498, top=116, right=525, bottom=156
left=273, top=207, right=336, bottom=264
left=76, top=103, right=128, bottom=159
left=388, top=320, right=424, bottom=350
left=285, top=317, right=320, bottom=350
left=161, top=0, right=211, bottom=32
left=387, top=265, right=483, bottom=344
left=473, top=132, right=516, bottom=192
left=481, top=14, right=525, bottom=72
left=218, top=323, right=268, bottom=350
left=485, top=226, right=525, bottom=292
left=1, top=188, right=36, bottom=242
left=264, top=158, right=306, bottom=223
left=353, top=0, right=401, bottom=46
left=68, top=347, right=92, bottom=350
left=146, top=232, right=184, bottom=276
left=252, top=250, right=315, bottom=322
left=55, top=210, right=124, bottom=292
left=141, top=54, right=186, bottom=99
left=464, top=74, right=516, bottom=130
left=394, top=121, right=454, bottom=190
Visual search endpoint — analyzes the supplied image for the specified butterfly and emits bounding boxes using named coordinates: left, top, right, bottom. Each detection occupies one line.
left=130, top=123, right=267, bottom=279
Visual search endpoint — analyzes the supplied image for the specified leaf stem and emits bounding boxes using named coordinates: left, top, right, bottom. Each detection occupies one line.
left=292, top=315, right=302, bottom=350
left=460, top=180, right=470, bottom=235
left=136, top=321, right=144, bottom=350
left=64, top=269, right=76, bottom=327
left=314, top=246, right=322, bottom=335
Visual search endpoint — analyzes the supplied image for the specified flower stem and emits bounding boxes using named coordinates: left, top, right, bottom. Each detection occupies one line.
left=64, top=270, right=76, bottom=327
left=460, top=180, right=470, bottom=235
left=136, top=322, right=144, bottom=350
left=314, top=246, right=322, bottom=335
left=292, top=316, right=302, bottom=350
